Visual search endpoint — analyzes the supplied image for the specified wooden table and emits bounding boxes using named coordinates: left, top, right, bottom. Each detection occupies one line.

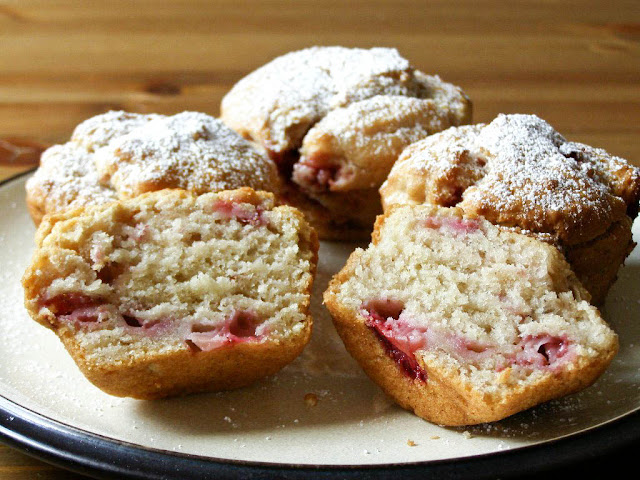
left=0, top=1, right=638, bottom=478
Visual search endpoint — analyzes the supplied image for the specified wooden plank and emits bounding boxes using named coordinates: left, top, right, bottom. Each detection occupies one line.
left=0, top=445, right=88, bottom=479
left=1, top=33, right=637, bottom=76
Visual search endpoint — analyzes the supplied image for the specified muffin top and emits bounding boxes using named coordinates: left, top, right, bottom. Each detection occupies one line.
left=380, top=114, right=640, bottom=245
left=220, top=46, right=471, bottom=170
left=26, top=111, right=280, bottom=224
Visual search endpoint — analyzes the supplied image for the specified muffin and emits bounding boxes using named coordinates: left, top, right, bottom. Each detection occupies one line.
left=324, top=204, right=618, bottom=426
left=22, top=188, right=318, bottom=399
left=26, top=110, right=280, bottom=225
left=221, top=46, right=472, bottom=239
left=380, top=114, right=640, bottom=304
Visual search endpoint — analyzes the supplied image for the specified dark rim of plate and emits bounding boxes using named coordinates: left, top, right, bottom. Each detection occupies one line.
left=1, top=169, right=640, bottom=479
left=2, top=391, right=640, bottom=480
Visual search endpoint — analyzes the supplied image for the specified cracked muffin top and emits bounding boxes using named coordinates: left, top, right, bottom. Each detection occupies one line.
left=380, top=114, right=640, bottom=246
left=220, top=46, right=471, bottom=187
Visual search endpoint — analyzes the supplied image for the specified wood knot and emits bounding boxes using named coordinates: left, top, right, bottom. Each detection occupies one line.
left=0, top=138, right=48, bottom=166
left=144, top=81, right=182, bottom=96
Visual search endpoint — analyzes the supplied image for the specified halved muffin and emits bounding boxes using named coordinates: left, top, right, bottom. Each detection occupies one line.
left=23, top=188, right=318, bottom=399
left=324, top=204, right=617, bottom=425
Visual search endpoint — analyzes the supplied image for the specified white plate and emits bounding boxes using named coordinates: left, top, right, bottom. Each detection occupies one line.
left=1, top=172, right=639, bottom=474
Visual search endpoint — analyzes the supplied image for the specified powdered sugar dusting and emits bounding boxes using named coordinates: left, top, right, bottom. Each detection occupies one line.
left=221, top=46, right=470, bottom=156
left=308, top=95, right=447, bottom=157
left=467, top=115, right=621, bottom=234
left=27, top=111, right=279, bottom=220
left=413, top=71, right=470, bottom=124
left=385, top=114, right=636, bottom=243
left=401, top=125, right=477, bottom=169
left=93, top=112, right=279, bottom=198
left=71, top=111, right=161, bottom=153
left=26, top=143, right=117, bottom=214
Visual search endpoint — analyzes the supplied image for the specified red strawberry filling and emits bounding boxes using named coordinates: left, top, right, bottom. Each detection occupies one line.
left=40, top=293, right=101, bottom=316
left=424, top=215, right=481, bottom=235
left=40, top=290, right=269, bottom=349
left=512, top=334, right=572, bottom=368
left=61, top=305, right=107, bottom=325
left=40, top=293, right=173, bottom=333
left=186, top=310, right=265, bottom=352
left=361, top=299, right=427, bottom=382
left=292, top=163, right=339, bottom=192
left=362, top=299, right=501, bottom=381
left=362, top=299, right=573, bottom=378
left=292, top=150, right=354, bottom=193
left=210, top=199, right=266, bottom=226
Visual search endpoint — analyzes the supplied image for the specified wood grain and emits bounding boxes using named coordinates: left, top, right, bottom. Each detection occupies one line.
left=0, top=1, right=638, bottom=478
left=0, top=444, right=87, bottom=479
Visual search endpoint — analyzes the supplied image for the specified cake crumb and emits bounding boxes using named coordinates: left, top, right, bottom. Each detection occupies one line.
left=407, top=439, right=417, bottom=446
left=304, top=393, right=319, bottom=407
left=462, top=431, right=472, bottom=439
left=430, top=435, right=441, bottom=440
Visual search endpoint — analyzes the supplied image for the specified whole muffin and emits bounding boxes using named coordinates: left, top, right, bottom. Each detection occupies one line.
left=26, top=110, right=280, bottom=225
left=380, top=114, right=640, bottom=304
left=221, top=46, right=472, bottom=239
left=324, top=203, right=617, bottom=426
